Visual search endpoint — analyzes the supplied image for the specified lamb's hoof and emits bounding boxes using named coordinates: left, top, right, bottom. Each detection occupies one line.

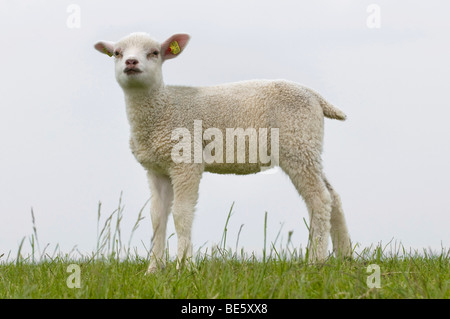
left=145, top=264, right=164, bottom=275
left=145, top=267, right=158, bottom=275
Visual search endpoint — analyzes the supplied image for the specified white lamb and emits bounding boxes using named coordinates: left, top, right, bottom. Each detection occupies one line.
left=94, top=32, right=352, bottom=273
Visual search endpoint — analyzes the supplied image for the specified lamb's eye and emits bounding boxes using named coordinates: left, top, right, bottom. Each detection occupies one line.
left=148, top=50, right=159, bottom=58
left=114, top=51, right=120, bottom=57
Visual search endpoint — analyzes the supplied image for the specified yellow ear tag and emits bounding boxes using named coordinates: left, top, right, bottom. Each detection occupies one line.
left=103, top=47, right=113, bottom=57
left=169, top=41, right=181, bottom=55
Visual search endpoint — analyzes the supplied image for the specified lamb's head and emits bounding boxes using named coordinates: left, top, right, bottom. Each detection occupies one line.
left=94, top=32, right=190, bottom=91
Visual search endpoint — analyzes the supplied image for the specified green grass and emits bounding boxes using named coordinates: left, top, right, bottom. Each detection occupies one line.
left=1, top=246, right=449, bottom=298
left=0, top=197, right=449, bottom=299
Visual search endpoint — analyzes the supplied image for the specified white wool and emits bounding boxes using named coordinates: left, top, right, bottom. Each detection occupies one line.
left=94, top=32, right=351, bottom=273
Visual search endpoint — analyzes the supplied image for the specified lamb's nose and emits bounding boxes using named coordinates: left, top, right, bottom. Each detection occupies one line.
left=126, top=58, right=139, bottom=67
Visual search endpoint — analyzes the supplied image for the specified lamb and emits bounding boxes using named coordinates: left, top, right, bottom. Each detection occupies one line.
left=94, top=32, right=352, bottom=273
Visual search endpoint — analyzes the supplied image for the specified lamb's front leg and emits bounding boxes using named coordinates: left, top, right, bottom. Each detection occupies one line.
left=146, top=171, right=173, bottom=274
left=170, top=165, right=202, bottom=269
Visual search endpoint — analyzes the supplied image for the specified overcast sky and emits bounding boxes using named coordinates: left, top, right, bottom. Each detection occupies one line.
left=1, top=0, right=449, bottom=260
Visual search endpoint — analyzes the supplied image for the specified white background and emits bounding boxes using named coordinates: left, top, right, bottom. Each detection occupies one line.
left=1, top=0, right=449, bottom=260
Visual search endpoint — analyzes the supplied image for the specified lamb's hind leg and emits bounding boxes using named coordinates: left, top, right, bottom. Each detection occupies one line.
left=323, top=176, right=352, bottom=258
left=282, top=160, right=332, bottom=262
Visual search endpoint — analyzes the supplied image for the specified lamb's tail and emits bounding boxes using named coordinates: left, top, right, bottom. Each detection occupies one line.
left=315, top=93, right=347, bottom=121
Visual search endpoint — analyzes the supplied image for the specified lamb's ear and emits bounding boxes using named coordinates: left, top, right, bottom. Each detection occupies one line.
left=94, top=41, right=115, bottom=57
left=160, top=34, right=190, bottom=61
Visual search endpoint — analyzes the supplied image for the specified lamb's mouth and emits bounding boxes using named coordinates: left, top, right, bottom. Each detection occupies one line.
left=124, top=68, right=142, bottom=75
